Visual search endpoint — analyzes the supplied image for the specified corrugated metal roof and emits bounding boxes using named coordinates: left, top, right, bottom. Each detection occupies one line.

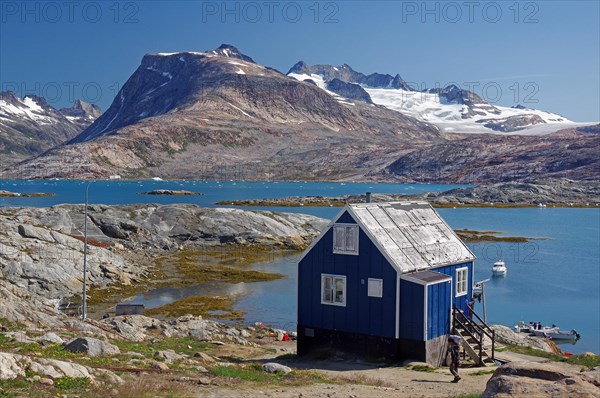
left=349, top=202, right=474, bottom=273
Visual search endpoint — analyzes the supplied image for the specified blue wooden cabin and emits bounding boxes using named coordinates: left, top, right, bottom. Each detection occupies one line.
left=297, top=202, right=475, bottom=365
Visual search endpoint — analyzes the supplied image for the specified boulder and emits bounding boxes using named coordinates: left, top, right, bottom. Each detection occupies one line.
left=17, top=224, right=55, bottom=243
left=198, top=377, right=211, bottom=385
left=110, top=319, right=146, bottom=341
left=37, top=332, right=64, bottom=345
left=0, top=352, right=118, bottom=381
left=482, top=361, right=600, bottom=398
left=64, top=337, right=120, bottom=357
left=262, top=362, right=292, bottom=375
left=0, top=352, right=25, bottom=380
left=155, top=350, right=186, bottom=364
left=151, top=361, right=169, bottom=371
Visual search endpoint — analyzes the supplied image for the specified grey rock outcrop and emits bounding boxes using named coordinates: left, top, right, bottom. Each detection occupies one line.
left=155, top=350, right=186, bottom=363
left=482, top=361, right=600, bottom=397
left=427, top=179, right=600, bottom=204
left=0, top=212, right=139, bottom=298
left=63, top=337, right=121, bottom=356
left=0, top=352, right=120, bottom=382
left=326, top=79, right=373, bottom=104
left=262, top=362, right=292, bottom=374
left=491, top=325, right=560, bottom=353
left=37, top=333, right=65, bottom=346
left=478, top=114, right=546, bottom=132
left=100, top=315, right=255, bottom=346
left=0, top=204, right=326, bottom=313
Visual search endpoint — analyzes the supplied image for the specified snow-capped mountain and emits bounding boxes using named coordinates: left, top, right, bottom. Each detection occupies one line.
left=70, top=44, right=437, bottom=145
left=287, top=63, right=576, bottom=135
left=5, top=44, right=597, bottom=182
left=0, top=92, right=102, bottom=165
left=288, top=61, right=413, bottom=90
left=14, top=44, right=439, bottom=179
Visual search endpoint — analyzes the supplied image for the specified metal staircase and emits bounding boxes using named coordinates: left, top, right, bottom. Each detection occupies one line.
left=452, top=305, right=496, bottom=366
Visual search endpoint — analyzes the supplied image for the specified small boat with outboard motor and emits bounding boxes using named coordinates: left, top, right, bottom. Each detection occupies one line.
left=516, top=321, right=580, bottom=341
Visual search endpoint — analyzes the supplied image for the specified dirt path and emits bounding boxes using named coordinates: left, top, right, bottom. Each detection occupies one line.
left=192, top=363, right=493, bottom=397
left=193, top=341, right=494, bottom=398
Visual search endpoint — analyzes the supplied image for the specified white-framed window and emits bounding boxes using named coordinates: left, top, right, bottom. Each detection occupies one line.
left=367, top=278, right=383, bottom=298
left=456, top=267, right=468, bottom=297
left=321, top=274, right=346, bottom=306
left=333, top=224, right=359, bottom=255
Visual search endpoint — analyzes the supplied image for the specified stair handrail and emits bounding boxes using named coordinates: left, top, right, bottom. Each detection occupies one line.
left=453, top=305, right=495, bottom=363
left=452, top=308, right=485, bottom=365
left=454, top=305, right=495, bottom=343
left=465, top=305, right=496, bottom=361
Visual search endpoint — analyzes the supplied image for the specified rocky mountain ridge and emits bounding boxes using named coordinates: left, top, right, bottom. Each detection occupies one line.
left=2, top=44, right=597, bottom=182
left=7, top=44, right=444, bottom=180
left=0, top=91, right=101, bottom=166
left=287, top=61, right=413, bottom=90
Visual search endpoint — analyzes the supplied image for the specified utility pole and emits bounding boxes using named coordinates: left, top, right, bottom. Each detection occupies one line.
left=82, top=181, right=95, bottom=320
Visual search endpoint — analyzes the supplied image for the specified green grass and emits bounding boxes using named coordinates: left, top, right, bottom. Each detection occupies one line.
left=54, top=376, right=89, bottom=390
left=0, top=318, right=24, bottom=332
left=0, top=379, right=31, bottom=398
left=0, top=333, right=7, bottom=345
left=0, top=377, right=90, bottom=398
left=504, top=344, right=600, bottom=368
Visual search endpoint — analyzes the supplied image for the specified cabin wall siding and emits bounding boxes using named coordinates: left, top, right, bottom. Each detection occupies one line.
left=298, top=211, right=398, bottom=339
left=434, top=262, right=473, bottom=311
left=399, top=280, right=424, bottom=340
left=427, top=280, right=451, bottom=340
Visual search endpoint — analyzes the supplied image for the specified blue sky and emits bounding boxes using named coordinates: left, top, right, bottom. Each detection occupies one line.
left=1, top=0, right=598, bottom=121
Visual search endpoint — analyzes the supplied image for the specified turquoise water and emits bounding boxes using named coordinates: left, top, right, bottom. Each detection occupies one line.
left=1, top=180, right=598, bottom=353
left=0, top=179, right=465, bottom=210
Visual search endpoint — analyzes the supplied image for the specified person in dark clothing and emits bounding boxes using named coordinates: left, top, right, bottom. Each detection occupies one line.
left=446, top=337, right=461, bottom=383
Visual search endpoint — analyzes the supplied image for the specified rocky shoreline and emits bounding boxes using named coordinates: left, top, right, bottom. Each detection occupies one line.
left=140, top=189, right=202, bottom=196
left=0, top=204, right=326, bottom=324
left=0, top=190, right=54, bottom=198
left=217, top=179, right=600, bottom=208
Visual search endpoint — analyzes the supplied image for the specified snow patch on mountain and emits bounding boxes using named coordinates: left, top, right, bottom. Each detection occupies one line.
left=364, top=87, right=574, bottom=134
left=0, top=97, right=49, bottom=122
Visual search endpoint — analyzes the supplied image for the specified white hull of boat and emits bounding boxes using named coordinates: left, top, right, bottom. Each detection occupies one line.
left=530, top=328, right=580, bottom=341
left=492, top=260, right=507, bottom=275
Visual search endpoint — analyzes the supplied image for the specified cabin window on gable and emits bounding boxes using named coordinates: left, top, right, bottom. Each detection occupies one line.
left=321, top=274, right=346, bottom=306
left=456, top=267, right=468, bottom=297
left=333, top=224, right=359, bottom=255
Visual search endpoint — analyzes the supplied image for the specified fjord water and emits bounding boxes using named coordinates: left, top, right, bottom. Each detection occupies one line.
left=1, top=180, right=598, bottom=354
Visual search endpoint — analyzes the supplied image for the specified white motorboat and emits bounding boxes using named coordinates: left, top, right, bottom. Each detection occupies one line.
left=492, top=260, right=507, bottom=275
left=529, top=325, right=581, bottom=341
